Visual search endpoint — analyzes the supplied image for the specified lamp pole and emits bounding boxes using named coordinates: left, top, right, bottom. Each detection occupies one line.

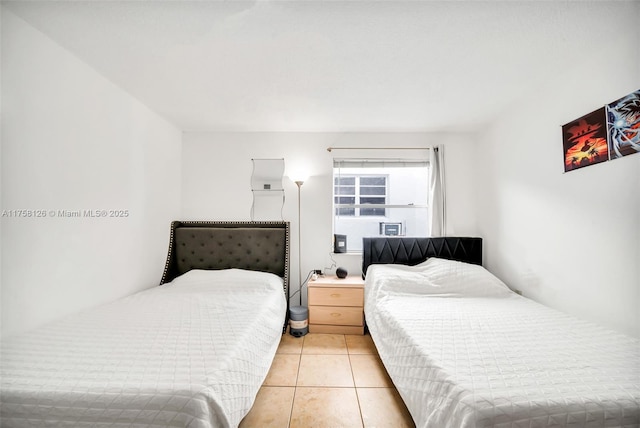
left=295, top=180, right=304, bottom=306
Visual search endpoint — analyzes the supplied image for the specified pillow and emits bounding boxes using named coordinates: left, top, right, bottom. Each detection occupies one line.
left=413, top=257, right=512, bottom=297
left=367, top=264, right=440, bottom=293
left=168, top=268, right=283, bottom=293
left=365, top=258, right=513, bottom=299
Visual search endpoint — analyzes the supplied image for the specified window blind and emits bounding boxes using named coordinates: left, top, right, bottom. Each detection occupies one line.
left=333, top=158, right=429, bottom=168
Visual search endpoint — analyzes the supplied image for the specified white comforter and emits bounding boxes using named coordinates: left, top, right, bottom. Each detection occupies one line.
left=1, top=269, right=287, bottom=428
left=365, top=259, right=640, bottom=428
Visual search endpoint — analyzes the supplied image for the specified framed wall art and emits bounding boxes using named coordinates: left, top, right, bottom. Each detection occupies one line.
left=562, top=107, right=609, bottom=172
left=562, top=89, right=639, bottom=173
left=606, top=89, right=640, bottom=160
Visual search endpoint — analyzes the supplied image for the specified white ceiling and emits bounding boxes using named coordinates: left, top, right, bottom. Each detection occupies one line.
left=3, top=1, right=637, bottom=132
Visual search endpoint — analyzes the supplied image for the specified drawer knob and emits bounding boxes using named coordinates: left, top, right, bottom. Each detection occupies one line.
left=331, top=313, right=341, bottom=317
left=330, top=293, right=341, bottom=298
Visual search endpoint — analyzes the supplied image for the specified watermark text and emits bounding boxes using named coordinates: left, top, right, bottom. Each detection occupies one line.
left=1, top=209, right=130, bottom=219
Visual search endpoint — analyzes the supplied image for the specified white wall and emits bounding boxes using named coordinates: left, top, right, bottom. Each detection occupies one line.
left=475, top=18, right=639, bottom=337
left=182, top=132, right=479, bottom=305
left=0, top=5, right=4, bottom=334
left=1, top=10, right=182, bottom=338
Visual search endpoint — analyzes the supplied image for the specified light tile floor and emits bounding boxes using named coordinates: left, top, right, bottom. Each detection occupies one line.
left=239, top=333, right=415, bottom=428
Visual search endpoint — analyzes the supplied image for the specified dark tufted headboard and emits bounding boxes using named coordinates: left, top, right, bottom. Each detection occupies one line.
left=160, top=220, right=290, bottom=292
left=362, top=237, right=482, bottom=276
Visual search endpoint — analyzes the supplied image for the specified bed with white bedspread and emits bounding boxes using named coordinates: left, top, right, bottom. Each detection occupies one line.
left=363, top=238, right=640, bottom=428
left=1, top=221, right=290, bottom=427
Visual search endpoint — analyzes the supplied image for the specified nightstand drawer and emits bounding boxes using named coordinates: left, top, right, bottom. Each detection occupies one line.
left=309, top=305, right=363, bottom=326
left=308, top=287, right=363, bottom=307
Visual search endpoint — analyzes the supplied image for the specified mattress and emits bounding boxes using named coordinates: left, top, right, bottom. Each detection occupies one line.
left=1, top=269, right=287, bottom=427
left=364, top=259, right=640, bottom=428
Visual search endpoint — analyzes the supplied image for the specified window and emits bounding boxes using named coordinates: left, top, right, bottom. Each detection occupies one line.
left=335, top=175, right=387, bottom=216
left=333, top=158, right=429, bottom=252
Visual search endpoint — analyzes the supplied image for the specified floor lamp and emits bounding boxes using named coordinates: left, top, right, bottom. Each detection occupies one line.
left=289, top=177, right=308, bottom=337
left=295, top=179, right=304, bottom=305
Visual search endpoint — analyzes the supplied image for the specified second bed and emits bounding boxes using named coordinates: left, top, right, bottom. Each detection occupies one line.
left=363, top=237, right=640, bottom=428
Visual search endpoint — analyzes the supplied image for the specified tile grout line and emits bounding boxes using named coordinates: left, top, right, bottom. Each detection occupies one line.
left=287, top=335, right=305, bottom=428
left=346, top=336, right=367, bottom=428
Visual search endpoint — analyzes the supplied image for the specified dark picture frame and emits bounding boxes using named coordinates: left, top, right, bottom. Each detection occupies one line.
left=561, top=107, right=609, bottom=172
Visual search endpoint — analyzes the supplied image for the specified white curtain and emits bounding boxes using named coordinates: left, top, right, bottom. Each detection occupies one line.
left=429, top=146, right=446, bottom=236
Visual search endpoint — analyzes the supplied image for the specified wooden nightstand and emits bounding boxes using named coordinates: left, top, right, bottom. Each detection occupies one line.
left=308, top=275, right=365, bottom=335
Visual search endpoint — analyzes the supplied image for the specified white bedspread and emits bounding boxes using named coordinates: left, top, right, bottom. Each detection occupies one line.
left=1, top=269, right=287, bottom=428
left=365, top=259, right=640, bottom=428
